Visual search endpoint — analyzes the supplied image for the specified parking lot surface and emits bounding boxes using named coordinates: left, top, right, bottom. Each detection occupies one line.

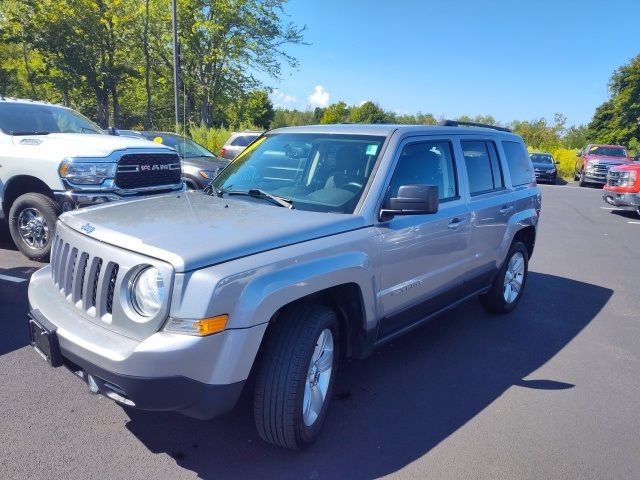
left=1, top=184, right=639, bottom=480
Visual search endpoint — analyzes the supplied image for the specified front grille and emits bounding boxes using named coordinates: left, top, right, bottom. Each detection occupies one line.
left=607, top=170, right=623, bottom=187
left=50, top=234, right=119, bottom=319
left=115, top=153, right=181, bottom=189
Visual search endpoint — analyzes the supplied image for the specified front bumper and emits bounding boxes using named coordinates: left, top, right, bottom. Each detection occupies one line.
left=535, top=172, right=557, bottom=183
left=583, top=172, right=607, bottom=184
left=602, top=191, right=640, bottom=210
left=28, top=266, right=267, bottom=419
left=54, top=180, right=185, bottom=210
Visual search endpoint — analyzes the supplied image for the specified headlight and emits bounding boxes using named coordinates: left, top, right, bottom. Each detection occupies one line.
left=616, top=170, right=637, bottom=187
left=198, top=169, right=220, bottom=180
left=546, top=168, right=556, bottom=174
left=130, top=267, right=165, bottom=317
left=59, top=159, right=116, bottom=184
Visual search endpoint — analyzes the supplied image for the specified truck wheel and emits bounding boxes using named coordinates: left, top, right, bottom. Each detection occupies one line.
left=578, top=171, right=587, bottom=187
left=254, top=303, right=339, bottom=450
left=8, top=193, right=60, bottom=262
left=480, top=241, right=529, bottom=314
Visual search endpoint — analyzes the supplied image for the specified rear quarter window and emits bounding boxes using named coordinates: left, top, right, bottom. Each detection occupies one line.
left=502, top=141, right=534, bottom=186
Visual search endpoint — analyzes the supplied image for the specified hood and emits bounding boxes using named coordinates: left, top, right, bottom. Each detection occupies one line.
left=585, top=154, right=630, bottom=164
left=11, top=133, right=172, bottom=159
left=59, top=191, right=366, bottom=272
left=182, top=156, right=230, bottom=170
left=610, top=163, right=640, bottom=172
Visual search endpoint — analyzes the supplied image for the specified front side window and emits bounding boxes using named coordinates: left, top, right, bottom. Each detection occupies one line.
left=212, top=133, right=386, bottom=213
left=387, top=141, right=458, bottom=201
left=502, top=141, right=534, bottom=186
left=0, top=103, right=103, bottom=135
left=461, top=140, right=504, bottom=195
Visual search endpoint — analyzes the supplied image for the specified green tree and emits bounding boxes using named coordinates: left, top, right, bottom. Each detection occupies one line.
left=348, top=101, right=389, bottom=123
left=320, top=101, right=349, bottom=124
left=589, top=55, right=640, bottom=146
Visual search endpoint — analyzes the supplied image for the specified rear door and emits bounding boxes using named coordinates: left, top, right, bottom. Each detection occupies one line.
left=457, top=138, right=512, bottom=291
left=377, top=138, right=472, bottom=336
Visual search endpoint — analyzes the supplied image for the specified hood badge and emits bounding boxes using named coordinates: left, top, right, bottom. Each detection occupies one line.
left=80, top=223, right=95, bottom=234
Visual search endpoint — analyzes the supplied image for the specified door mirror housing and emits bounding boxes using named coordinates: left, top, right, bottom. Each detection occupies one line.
left=576, top=150, right=582, bottom=157
left=380, top=184, right=439, bottom=221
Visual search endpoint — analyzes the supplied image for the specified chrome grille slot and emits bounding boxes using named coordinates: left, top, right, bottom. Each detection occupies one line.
left=46, top=223, right=173, bottom=340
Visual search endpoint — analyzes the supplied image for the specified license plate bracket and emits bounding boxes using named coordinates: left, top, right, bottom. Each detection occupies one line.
left=29, top=316, right=62, bottom=367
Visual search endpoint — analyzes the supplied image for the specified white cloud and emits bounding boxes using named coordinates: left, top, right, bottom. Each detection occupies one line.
left=271, top=89, right=298, bottom=108
left=308, top=85, right=330, bottom=108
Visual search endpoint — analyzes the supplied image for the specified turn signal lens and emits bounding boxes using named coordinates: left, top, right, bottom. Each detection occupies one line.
left=58, top=161, right=69, bottom=177
left=164, top=315, right=228, bottom=336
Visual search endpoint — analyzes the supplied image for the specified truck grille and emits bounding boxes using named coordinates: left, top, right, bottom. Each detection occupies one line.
left=115, top=153, right=181, bottom=190
left=607, top=170, right=624, bottom=186
left=50, top=234, right=119, bottom=318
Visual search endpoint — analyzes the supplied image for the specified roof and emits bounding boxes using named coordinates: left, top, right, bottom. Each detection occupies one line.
left=270, top=123, right=521, bottom=139
left=0, top=97, right=65, bottom=108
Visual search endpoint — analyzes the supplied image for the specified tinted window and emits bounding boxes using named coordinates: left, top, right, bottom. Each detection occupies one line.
left=388, top=141, right=457, bottom=201
left=502, top=141, right=534, bottom=186
left=231, top=135, right=258, bottom=147
left=461, top=140, right=503, bottom=195
left=530, top=154, right=554, bottom=165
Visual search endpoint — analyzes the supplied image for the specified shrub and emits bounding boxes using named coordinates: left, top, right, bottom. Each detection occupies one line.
left=528, top=146, right=578, bottom=179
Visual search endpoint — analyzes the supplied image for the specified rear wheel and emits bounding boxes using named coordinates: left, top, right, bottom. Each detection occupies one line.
left=254, top=303, right=339, bottom=450
left=480, top=241, right=529, bottom=314
left=8, top=192, right=60, bottom=261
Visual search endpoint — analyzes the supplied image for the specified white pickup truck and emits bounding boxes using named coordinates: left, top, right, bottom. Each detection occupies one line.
left=0, top=97, right=183, bottom=260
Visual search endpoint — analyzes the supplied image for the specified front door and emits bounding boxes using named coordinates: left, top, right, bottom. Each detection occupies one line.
left=378, top=139, right=472, bottom=336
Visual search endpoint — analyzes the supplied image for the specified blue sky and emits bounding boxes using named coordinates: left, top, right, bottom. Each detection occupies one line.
left=265, top=0, right=640, bottom=126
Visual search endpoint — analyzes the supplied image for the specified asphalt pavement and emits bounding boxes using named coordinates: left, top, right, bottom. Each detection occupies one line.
left=1, top=183, right=639, bottom=480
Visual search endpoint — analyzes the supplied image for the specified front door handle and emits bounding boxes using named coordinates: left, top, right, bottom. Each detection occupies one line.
left=447, top=218, right=466, bottom=230
left=499, top=205, right=514, bottom=215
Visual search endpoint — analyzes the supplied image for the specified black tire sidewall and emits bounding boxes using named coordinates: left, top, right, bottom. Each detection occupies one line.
left=8, top=193, right=59, bottom=261
left=294, top=311, right=340, bottom=447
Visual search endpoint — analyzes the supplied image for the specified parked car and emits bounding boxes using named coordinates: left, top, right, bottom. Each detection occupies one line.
left=603, top=163, right=640, bottom=216
left=141, top=132, right=229, bottom=190
left=530, top=152, right=559, bottom=184
left=28, top=122, right=540, bottom=450
left=219, top=130, right=262, bottom=160
left=574, top=144, right=632, bottom=187
left=0, top=98, right=183, bottom=260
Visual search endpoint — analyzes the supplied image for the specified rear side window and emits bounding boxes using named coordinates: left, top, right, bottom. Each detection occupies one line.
left=461, top=140, right=504, bottom=195
left=231, top=135, right=257, bottom=147
left=502, top=141, right=534, bottom=186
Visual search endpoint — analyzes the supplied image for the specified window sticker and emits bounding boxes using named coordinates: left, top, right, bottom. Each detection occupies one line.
left=365, top=144, right=379, bottom=156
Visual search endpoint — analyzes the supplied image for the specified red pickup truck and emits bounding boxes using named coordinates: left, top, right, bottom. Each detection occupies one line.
left=603, top=163, right=640, bottom=215
left=574, top=144, right=632, bottom=187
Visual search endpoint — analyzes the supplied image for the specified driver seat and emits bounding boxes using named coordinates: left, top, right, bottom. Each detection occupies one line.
left=325, top=146, right=365, bottom=189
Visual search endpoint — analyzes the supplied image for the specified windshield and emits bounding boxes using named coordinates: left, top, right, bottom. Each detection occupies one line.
left=212, top=133, right=386, bottom=213
left=145, top=133, right=214, bottom=158
left=530, top=154, right=554, bottom=164
left=587, top=146, right=627, bottom=157
left=0, top=103, right=103, bottom=135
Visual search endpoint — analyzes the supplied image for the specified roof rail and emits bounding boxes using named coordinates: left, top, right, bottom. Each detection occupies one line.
left=439, top=119, right=511, bottom=133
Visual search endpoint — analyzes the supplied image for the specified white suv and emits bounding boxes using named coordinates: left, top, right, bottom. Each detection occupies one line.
left=0, top=98, right=183, bottom=260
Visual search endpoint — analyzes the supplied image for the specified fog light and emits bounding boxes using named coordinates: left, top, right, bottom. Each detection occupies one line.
left=87, top=374, right=99, bottom=393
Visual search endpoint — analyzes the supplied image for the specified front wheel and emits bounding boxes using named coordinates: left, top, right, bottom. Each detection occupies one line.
left=578, top=171, right=587, bottom=187
left=8, top=192, right=60, bottom=261
left=480, top=241, right=529, bottom=314
left=253, top=303, right=339, bottom=450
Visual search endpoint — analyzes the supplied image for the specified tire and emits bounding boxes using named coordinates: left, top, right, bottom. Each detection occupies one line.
left=8, top=192, right=60, bottom=262
left=254, top=303, right=339, bottom=450
left=480, top=241, right=529, bottom=314
left=578, top=171, right=587, bottom=187
left=573, top=169, right=580, bottom=181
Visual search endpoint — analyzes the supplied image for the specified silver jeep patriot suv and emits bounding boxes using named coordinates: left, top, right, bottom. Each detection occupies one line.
left=28, top=122, right=541, bottom=450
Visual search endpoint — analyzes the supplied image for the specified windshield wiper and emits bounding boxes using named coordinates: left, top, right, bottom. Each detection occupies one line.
left=9, top=131, right=50, bottom=136
left=226, top=189, right=294, bottom=209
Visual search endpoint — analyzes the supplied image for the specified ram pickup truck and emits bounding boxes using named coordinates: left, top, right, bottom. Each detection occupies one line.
left=28, top=122, right=540, bottom=450
left=0, top=98, right=184, bottom=260
left=574, top=144, right=632, bottom=187
left=603, top=163, right=640, bottom=215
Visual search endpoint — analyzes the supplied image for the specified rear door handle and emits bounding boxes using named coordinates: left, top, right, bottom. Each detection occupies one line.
left=447, top=218, right=466, bottom=230
left=499, top=205, right=514, bottom=215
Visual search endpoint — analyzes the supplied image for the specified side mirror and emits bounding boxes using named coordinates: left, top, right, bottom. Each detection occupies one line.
left=380, top=184, right=439, bottom=221
left=107, top=126, right=119, bottom=136
left=576, top=150, right=582, bottom=157
left=555, top=161, right=560, bottom=165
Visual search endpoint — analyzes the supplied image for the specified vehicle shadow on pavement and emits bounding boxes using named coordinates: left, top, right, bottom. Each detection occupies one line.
left=0, top=266, right=42, bottom=356
left=123, top=272, right=611, bottom=479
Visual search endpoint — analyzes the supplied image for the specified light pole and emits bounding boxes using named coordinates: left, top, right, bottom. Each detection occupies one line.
left=171, top=0, right=180, bottom=131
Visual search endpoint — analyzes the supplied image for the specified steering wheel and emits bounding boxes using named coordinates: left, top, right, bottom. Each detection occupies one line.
left=343, top=182, right=363, bottom=194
